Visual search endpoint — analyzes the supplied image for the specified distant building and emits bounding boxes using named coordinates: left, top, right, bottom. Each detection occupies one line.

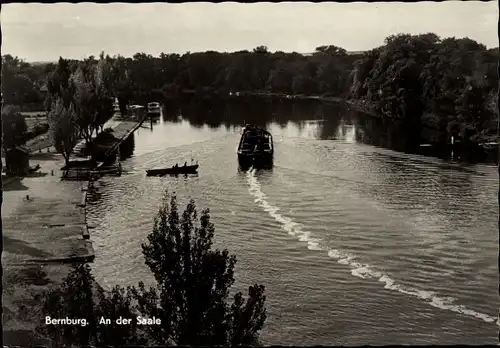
left=5, top=146, right=30, bottom=176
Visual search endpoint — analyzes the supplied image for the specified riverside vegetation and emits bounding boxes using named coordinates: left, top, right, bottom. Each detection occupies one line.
left=2, top=53, right=116, bottom=166
left=3, top=32, right=499, bottom=159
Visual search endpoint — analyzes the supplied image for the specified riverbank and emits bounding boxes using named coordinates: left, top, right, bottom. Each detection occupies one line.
left=172, top=90, right=383, bottom=118
left=2, top=114, right=147, bottom=346
left=2, top=151, right=94, bottom=346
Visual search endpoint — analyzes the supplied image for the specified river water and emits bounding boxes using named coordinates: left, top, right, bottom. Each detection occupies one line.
left=86, top=100, right=499, bottom=345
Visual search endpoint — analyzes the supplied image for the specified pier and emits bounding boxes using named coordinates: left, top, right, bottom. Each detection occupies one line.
left=63, top=113, right=147, bottom=179
left=103, top=115, right=147, bottom=158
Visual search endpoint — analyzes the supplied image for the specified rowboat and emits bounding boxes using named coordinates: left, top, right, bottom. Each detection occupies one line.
left=146, top=164, right=199, bottom=176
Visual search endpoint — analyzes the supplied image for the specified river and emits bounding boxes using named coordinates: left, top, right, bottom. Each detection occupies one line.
left=86, top=99, right=499, bottom=345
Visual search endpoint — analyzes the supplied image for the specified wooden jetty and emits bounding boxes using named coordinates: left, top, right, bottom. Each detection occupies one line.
left=61, top=114, right=146, bottom=180
left=103, top=114, right=147, bottom=158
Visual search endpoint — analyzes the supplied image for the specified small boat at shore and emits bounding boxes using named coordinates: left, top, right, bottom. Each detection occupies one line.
left=147, top=102, right=161, bottom=116
left=480, top=142, right=499, bottom=151
left=146, top=164, right=199, bottom=176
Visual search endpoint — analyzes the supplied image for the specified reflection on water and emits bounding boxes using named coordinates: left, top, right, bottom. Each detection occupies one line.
left=87, top=99, right=498, bottom=346
left=158, top=99, right=492, bottom=164
left=119, top=132, right=135, bottom=161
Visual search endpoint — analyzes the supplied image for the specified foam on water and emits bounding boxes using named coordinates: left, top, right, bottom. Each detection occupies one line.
left=246, top=168, right=499, bottom=326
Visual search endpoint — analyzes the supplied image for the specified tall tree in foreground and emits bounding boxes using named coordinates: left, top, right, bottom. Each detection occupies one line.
left=47, top=97, right=80, bottom=166
left=39, top=193, right=267, bottom=346
left=134, top=192, right=267, bottom=346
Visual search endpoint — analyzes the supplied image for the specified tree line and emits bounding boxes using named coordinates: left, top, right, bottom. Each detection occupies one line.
left=2, top=32, right=498, bottom=158
left=350, top=33, right=498, bottom=145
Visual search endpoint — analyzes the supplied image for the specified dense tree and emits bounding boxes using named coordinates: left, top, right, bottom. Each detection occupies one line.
left=47, top=97, right=80, bottom=165
left=71, top=66, right=97, bottom=145
left=70, top=57, right=115, bottom=144
left=39, top=193, right=267, bottom=346
left=2, top=55, right=46, bottom=108
left=42, top=55, right=116, bottom=162
left=46, top=57, right=76, bottom=111
left=135, top=193, right=267, bottom=346
left=39, top=264, right=98, bottom=345
left=1, top=105, right=28, bottom=149
left=352, top=33, right=498, bottom=144
left=110, top=55, right=134, bottom=115
left=6, top=31, right=498, bottom=149
left=94, top=284, right=147, bottom=345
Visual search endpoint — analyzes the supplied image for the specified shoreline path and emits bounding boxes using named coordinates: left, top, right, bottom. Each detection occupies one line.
left=3, top=150, right=94, bottom=346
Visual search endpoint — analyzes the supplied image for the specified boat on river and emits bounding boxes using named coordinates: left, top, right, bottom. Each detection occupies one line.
left=237, top=124, right=273, bottom=169
left=147, top=102, right=161, bottom=116
left=146, top=164, right=199, bottom=176
left=480, top=142, right=499, bottom=151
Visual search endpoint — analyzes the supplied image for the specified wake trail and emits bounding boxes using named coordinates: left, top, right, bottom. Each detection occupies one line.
left=245, top=168, right=499, bottom=326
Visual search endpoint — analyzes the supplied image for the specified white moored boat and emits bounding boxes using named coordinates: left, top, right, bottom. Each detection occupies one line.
left=147, top=102, right=161, bottom=116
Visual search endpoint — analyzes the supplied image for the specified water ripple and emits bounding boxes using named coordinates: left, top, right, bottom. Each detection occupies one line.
left=245, top=167, right=499, bottom=326
left=87, top=119, right=498, bottom=345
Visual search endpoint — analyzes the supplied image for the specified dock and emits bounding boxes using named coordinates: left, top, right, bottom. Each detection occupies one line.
left=103, top=114, right=147, bottom=158
left=61, top=114, right=146, bottom=180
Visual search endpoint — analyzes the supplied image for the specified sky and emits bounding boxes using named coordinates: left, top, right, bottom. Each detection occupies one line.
left=2, top=2, right=498, bottom=62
